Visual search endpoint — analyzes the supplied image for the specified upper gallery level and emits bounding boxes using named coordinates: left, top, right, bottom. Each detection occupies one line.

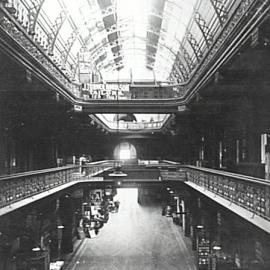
left=0, top=0, right=269, bottom=112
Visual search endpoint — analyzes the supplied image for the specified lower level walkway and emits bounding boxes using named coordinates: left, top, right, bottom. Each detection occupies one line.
left=64, top=189, right=197, bottom=270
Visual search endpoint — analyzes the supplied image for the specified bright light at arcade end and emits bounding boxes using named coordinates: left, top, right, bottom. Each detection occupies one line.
left=114, top=142, right=137, bottom=160
left=119, top=149, right=131, bottom=160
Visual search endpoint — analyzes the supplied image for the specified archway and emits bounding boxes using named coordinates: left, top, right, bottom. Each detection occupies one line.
left=114, top=142, right=137, bottom=160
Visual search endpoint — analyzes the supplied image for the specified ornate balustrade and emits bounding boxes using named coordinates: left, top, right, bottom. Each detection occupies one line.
left=0, top=161, right=114, bottom=210
left=0, top=165, right=79, bottom=208
left=182, top=166, right=270, bottom=221
left=2, top=158, right=269, bottom=225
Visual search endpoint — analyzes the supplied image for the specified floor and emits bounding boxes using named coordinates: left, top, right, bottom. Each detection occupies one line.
left=64, top=189, right=197, bottom=270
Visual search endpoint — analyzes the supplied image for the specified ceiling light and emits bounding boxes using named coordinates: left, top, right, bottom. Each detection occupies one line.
left=213, top=245, right=222, bottom=251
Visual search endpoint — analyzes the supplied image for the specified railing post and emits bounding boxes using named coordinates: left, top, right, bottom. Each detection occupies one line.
left=265, top=148, right=270, bottom=180
left=266, top=186, right=270, bottom=219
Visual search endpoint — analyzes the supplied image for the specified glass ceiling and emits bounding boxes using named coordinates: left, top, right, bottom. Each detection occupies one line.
left=18, top=0, right=237, bottom=83
left=20, top=0, right=196, bottom=82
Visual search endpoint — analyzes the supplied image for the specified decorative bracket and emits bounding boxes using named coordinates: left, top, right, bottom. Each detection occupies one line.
left=194, top=12, right=213, bottom=48
left=175, top=56, right=189, bottom=80
left=60, top=29, right=79, bottom=68
left=171, top=68, right=184, bottom=82
left=186, top=32, right=203, bottom=62
left=209, top=0, right=228, bottom=26
left=179, top=44, right=194, bottom=72
left=47, top=10, right=67, bottom=56
left=170, top=53, right=189, bottom=82
left=27, top=0, right=45, bottom=35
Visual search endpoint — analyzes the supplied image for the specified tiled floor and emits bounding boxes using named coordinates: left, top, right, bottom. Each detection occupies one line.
left=64, top=189, right=197, bottom=270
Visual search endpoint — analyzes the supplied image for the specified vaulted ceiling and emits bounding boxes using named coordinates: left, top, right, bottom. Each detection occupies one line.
left=16, top=0, right=236, bottom=82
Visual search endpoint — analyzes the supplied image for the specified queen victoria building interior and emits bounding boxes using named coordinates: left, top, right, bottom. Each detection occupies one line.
left=0, top=0, right=270, bottom=269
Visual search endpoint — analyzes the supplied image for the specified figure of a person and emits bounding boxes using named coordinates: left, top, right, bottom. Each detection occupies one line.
left=79, top=154, right=87, bottom=175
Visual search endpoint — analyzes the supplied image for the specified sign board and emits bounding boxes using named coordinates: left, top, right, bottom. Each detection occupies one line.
left=178, top=105, right=186, bottom=112
left=74, top=105, right=82, bottom=112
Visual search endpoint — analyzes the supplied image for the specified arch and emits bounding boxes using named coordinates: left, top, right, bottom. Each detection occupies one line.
left=114, top=142, right=137, bottom=160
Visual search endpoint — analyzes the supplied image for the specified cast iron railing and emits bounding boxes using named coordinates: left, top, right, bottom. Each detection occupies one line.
left=0, top=161, right=114, bottom=209
left=182, top=165, right=270, bottom=221
left=1, top=160, right=270, bottom=224
left=0, top=165, right=78, bottom=208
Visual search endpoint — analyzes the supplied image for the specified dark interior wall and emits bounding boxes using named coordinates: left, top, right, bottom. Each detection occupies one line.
left=173, top=94, right=267, bottom=176
left=0, top=56, right=78, bottom=174
left=0, top=93, right=115, bottom=174
left=175, top=43, right=270, bottom=176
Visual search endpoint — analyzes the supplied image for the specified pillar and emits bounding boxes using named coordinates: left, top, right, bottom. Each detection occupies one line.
left=184, top=211, right=191, bottom=237
left=59, top=195, right=74, bottom=254
left=265, top=144, right=270, bottom=180
left=181, top=200, right=185, bottom=231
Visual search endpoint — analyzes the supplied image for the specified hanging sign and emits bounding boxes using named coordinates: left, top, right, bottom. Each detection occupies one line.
left=74, top=105, right=82, bottom=112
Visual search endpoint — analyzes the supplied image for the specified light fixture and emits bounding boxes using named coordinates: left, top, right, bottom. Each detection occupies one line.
left=32, top=247, right=41, bottom=252
left=57, top=225, right=64, bottom=229
left=196, top=225, right=204, bottom=229
left=213, top=245, right=222, bottom=251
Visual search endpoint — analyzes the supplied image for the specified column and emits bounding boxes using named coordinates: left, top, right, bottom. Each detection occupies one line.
left=265, top=144, right=270, bottom=180
left=59, top=195, right=74, bottom=254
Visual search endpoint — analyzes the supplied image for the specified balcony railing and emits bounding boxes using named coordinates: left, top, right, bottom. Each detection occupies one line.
left=0, top=165, right=78, bottom=209
left=1, top=159, right=270, bottom=228
left=182, top=165, right=270, bottom=221
left=0, top=161, right=114, bottom=210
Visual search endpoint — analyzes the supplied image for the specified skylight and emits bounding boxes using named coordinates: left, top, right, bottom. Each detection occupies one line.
left=19, top=0, right=237, bottom=84
left=23, top=0, right=197, bottom=82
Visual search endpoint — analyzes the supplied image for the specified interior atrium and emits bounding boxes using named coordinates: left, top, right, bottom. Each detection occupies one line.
left=0, top=0, right=270, bottom=269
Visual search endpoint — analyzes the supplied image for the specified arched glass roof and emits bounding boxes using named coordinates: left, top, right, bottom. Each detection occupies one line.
left=18, top=0, right=236, bottom=82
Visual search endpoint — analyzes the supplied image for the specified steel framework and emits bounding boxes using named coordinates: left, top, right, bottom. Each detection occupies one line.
left=47, top=10, right=67, bottom=56
left=209, top=0, right=228, bottom=26
left=194, top=12, right=213, bottom=48
left=27, top=0, right=45, bottom=35
left=186, top=32, right=203, bottom=62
